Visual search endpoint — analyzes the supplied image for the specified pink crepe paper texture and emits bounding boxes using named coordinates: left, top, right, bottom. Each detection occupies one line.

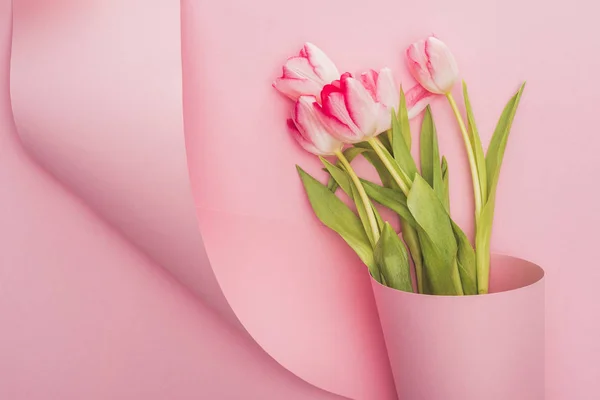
left=1, top=0, right=600, bottom=399
left=374, top=255, right=545, bottom=400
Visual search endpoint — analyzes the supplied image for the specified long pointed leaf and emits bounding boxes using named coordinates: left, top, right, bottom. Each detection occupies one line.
left=403, top=222, right=427, bottom=294
left=361, top=180, right=416, bottom=227
left=375, top=223, right=414, bottom=292
left=355, top=142, right=401, bottom=190
left=485, top=83, right=526, bottom=199
left=378, top=133, right=393, bottom=154
left=477, top=83, right=526, bottom=293
left=396, top=86, right=412, bottom=149
left=321, top=158, right=383, bottom=247
left=420, top=106, right=444, bottom=202
left=391, top=111, right=418, bottom=180
left=441, top=156, right=450, bottom=213
left=451, top=221, right=477, bottom=295
left=407, top=175, right=461, bottom=295
left=297, top=166, right=377, bottom=276
left=321, top=157, right=351, bottom=195
left=357, top=138, right=425, bottom=293
left=350, top=181, right=377, bottom=247
left=463, top=81, right=488, bottom=203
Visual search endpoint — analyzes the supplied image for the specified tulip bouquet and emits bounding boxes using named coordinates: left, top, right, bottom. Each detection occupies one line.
left=274, top=37, right=524, bottom=295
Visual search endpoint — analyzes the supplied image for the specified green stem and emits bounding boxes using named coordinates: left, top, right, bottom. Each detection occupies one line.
left=476, top=224, right=491, bottom=294
left=367, top=138, right=411, bottom=195
left=446, top=93, right=483, bottom=222
left=335, top=150, right=380, bottom=244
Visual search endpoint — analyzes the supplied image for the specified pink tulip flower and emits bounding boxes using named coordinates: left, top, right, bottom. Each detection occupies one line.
left=317, top=69, right=432, bottom=143
left=406, top=36, right=459, bottom=94
left=273, top=43, right=340, bottom=101
left=288, top=96, right=343, bottom=156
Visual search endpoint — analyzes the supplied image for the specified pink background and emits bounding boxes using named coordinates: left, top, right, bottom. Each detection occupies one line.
left=1, top=0, right=599, bottom=399
left=0, top=1, right=343, bottom=399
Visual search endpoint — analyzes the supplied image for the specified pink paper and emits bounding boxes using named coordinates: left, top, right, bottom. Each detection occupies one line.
left=0, top=4, right=347, bottom=398
left=4, top=0, right=600, bottom=399
left=373, top=254, right=545, bottom=400
left=9, top=0, right=235, bottom=323
left=181, top=0, right=600, bottom=398
left=181, top=2, right=397, bottom=398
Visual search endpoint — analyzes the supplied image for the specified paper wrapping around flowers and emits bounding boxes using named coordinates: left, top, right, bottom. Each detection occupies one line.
left=372, top=255, right=545, bottom=400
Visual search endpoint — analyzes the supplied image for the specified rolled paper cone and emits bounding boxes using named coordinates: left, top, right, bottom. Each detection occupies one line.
left=372, top=254, right=545, bottom=400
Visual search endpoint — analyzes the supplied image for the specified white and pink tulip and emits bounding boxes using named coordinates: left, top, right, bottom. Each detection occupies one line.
left=273, top=43, right=340, bottom=101
left=315, top=70, right=396, bottom=143
left=288, top=95, right=343, bottom=156
left=316, top=69, right=432, bottom=144
left=406, top=36, right=459, bottom=94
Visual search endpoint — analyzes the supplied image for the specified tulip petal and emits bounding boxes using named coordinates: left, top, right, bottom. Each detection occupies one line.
left=373, top=104, right=393, bottom=134
left=405, top=84, right=438, bottom=119
left=321, top=84, right=362, bottom=139
left=293, top=96, right=342, bottom=155
left=359, top=69, right=379, bottom=100
left=406, top=41, right=442, bottom=94
left=425, top=37, right=459, bottom=94
left=302, top=42, right=340, bottom=83
left=375, top=68, right=399, bottom=110
left=283, top=56, right=322, bottom=81
left=290, top=126, right=322, bottom=154
left=343, top=76, right=380, bottom=136
left=273, top=77, right=323, bottom=101
left=314, top=102, right=360, bottom=143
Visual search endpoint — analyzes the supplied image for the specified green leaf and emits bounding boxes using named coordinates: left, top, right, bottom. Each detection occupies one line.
left=355, top=142, right=399, bottom=190
left=451, top=221, right=477, bottom=295
left=373, top=205, right=384, bottom=232
left=380, top=272, right=388, bottom=287
left=463, top=81, right=488, bottom=203
left=349, top=180, right=378, bottom=247
left=391, top=111, right=418, bottom=180
left=407, top=175, right=457, bottom=260
left=477, top=84, right=525, bottom=293
left=297, top=166, right=377, bottom=276
left=419, top=106, right=444, bottom=202
left=374, top=223, right=414, bottom=292
left=321, top=157, right=351, bottom=195
left=357, top=137, right=425, bottom=293
left=361, top=179, right=416, bottom=227
left=485, top=83, right=526, bottom=201
left=441, top=156, right=450, bottom=213
left=407, top=175, right=462, bottom=295
left=378, top=133, right=393, bottom=154
left=326, top=148, right=367, bottom=192
left=397, top=86, right=412, bottom=149
left=345, top=147, right=368, bottom=160
left=356, top=138, right=424, bottom=293
left=365, top=134, right=413, bottom=192
left=321, top=158, right=383, bottom=248
left=402, top=222, right=427, bottom=294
